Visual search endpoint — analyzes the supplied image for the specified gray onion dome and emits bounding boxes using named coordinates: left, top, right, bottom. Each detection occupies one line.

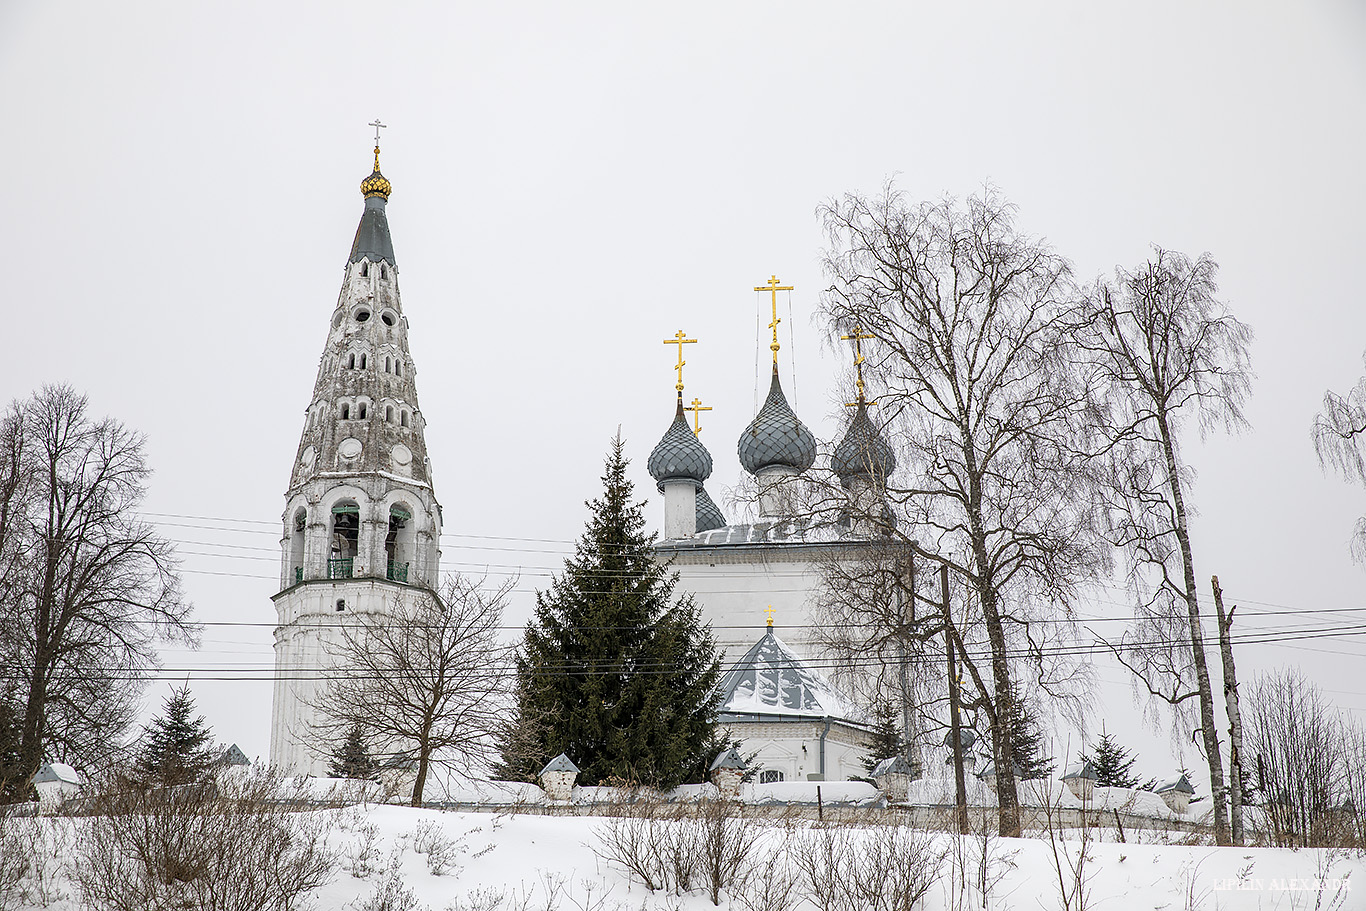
left=648, top=397, right=713, bottom=490
left=738, top=366, right=817, bottom=474
left=696, top=485, right=726, bottom=532
left=831, top=400, right=896, bottom=488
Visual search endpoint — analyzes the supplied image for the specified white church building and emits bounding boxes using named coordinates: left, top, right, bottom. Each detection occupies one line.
left=644, top=316, right=901, bottom=783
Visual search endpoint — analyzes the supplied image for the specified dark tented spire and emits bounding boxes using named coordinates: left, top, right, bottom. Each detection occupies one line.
left=349, top=146, right=396, bottom=266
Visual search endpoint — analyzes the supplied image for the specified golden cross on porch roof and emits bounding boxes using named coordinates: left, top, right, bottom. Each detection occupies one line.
left=764, top=605, right=776, bottom=627
left=684, top=397, right=711, bottom=436
left=662, top=330, right=697, bottom=392
left=754, top=275, right=793, bottom=364
left=841, top=326, right=876, bottom=406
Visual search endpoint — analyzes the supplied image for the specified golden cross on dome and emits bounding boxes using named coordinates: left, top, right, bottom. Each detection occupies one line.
left=684, top=397, right=712, bottom=436
left=764, top=605, right=776, bottom=627
left=754, top=275, right=793, bottom=364
left=841, top=326, right=876, bottom=406
left=368, top=119, right=387, bottom=168
left=662, top=330, right=697, bottom=392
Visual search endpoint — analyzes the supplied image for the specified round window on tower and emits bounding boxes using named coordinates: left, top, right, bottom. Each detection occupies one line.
left=353, top=307, right=372, bottom=323
left=380, top=309, right=398, bottom=327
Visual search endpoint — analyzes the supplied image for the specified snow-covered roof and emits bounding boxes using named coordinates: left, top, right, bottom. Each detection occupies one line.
left=871, top=756, right=914, bottom=777
left=709, top=747, right=747, bottom=772
left=659, top=517, right=855, bottom=550
left=717, top=627, right=855, bottom=721
left=540, top=753, right=579, bottom=776
left=218, top=743, right=249, bottom=766
left=33, top=763, right=81, bottom=786
left=1062, top=761, right=1097, bottom=781
left=1155, top=773, right=1195, bottom=795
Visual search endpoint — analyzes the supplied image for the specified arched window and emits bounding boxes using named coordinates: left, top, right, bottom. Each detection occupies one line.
left=380, top=264, right=387, bottom=280
left=385, top=503, right=416, bottom=583
left=347, top=353, right=356, bottom=369
left=329, top=502, right=360, bottom=579
left=340, top=403, right=350, bottom=420
left=385, top=405, right=394, bottom=423
left=359, top=353, right=368, bottom=369
left=360, top=262, right=368, bottom=278
left=358, top=402, right=368, bottom=420
left=400, top=410, right=409, bottom=428
left=289, top=508, right=307, bottom=584
left=395, top=360, right=402, bottom=377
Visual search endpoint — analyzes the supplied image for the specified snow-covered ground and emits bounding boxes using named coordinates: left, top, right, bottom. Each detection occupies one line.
left=5, top=796, right=1361, bottom=909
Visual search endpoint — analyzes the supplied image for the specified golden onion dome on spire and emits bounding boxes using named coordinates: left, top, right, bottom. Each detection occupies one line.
left=360, top=145, right=392, bottom=200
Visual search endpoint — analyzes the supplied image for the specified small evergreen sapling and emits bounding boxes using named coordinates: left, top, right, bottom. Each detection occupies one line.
left=862, top=700, right=907, bottom=774
left=1080, top=730, right=1141, bottom=789
left=133, top=685, right=216, bottom=788
left=330, top=723, right=378, bottom=780
left=1008, top=698, right=1054, bottom=780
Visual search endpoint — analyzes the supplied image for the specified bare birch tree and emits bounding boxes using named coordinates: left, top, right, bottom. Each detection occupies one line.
left=0, top=385, right=193, bottom=801
left=1078, top=248, right=1252, bottom=845
left=1244, top=668, right=1359, bottom=847
left=1313, top=352, right=1366, bottom=563
left=819, top=185, right=1108, bottom=836
left=309, top=573, right=510, bottom=805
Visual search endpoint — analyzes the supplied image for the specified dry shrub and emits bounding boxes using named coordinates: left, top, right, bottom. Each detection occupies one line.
left=352, top=850, right=424, bottom=911
left=0, top=811, right=31, bottom=911
left=592, top=798, right=670, bottom=892
left=73, top=771, right=334, bottom=911
left=342, top=822, right=384, bottom=878
left=793, top=823, right=943, bottom=911
left=592, top=795, right=755, bottom=904
left=696, top=798, right=751, bottom=905
left=410, top=819, right=463, bottom=876
left=732, top=846, right=797, bottom=911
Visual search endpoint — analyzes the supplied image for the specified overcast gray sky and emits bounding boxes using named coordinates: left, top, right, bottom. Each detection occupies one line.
left=3, top=0, right=1364, bottom=777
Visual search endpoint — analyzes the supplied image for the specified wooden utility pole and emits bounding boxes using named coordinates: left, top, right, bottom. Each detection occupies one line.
left=1212, top=574, right=1245, bottom=846
left=943, top=563, right=969, bottom=835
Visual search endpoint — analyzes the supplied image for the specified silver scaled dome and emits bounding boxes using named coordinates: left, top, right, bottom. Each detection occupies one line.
left=696, top=485, right=726, bottom=532
left=831, top=400, right=896, bottom=488
left=648, top=397, right=713, bottom=490
left=738, top=366, right=817, bottom=475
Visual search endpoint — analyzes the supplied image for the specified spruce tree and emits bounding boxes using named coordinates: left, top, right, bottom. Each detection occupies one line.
left=1007, top=697, right=1054, bottom=780
left=0, top=695, right=25, bottom=802
left=1080, top=729, right=1141, bottom=788
left=861, top=700, right=906, bottom=774
left=329, top=723, right=378, bottom=780
left=504, top=435, right=721, bottom=789
left=132, top=685, right=216, bottom=788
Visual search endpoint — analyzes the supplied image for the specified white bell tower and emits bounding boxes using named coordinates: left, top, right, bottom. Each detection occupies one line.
left=269, top=134, right=443, bottom=774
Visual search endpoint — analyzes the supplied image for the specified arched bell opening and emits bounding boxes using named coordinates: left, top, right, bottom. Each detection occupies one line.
left=385, top=504, right=417, bottom=583
left=329, top=501, right=360, bottom=579
left=289, top=507, right=307, bottom=584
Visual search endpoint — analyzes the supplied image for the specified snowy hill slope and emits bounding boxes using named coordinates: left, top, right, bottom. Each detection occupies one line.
left=7, top=801, right=1360, bottom=910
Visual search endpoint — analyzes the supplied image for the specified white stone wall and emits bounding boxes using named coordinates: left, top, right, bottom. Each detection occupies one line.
left=664, top=546, right=828, bottom=661
left=269, top=577, right=429, bottom=774
left=721, top=719, right=870, bottom=783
